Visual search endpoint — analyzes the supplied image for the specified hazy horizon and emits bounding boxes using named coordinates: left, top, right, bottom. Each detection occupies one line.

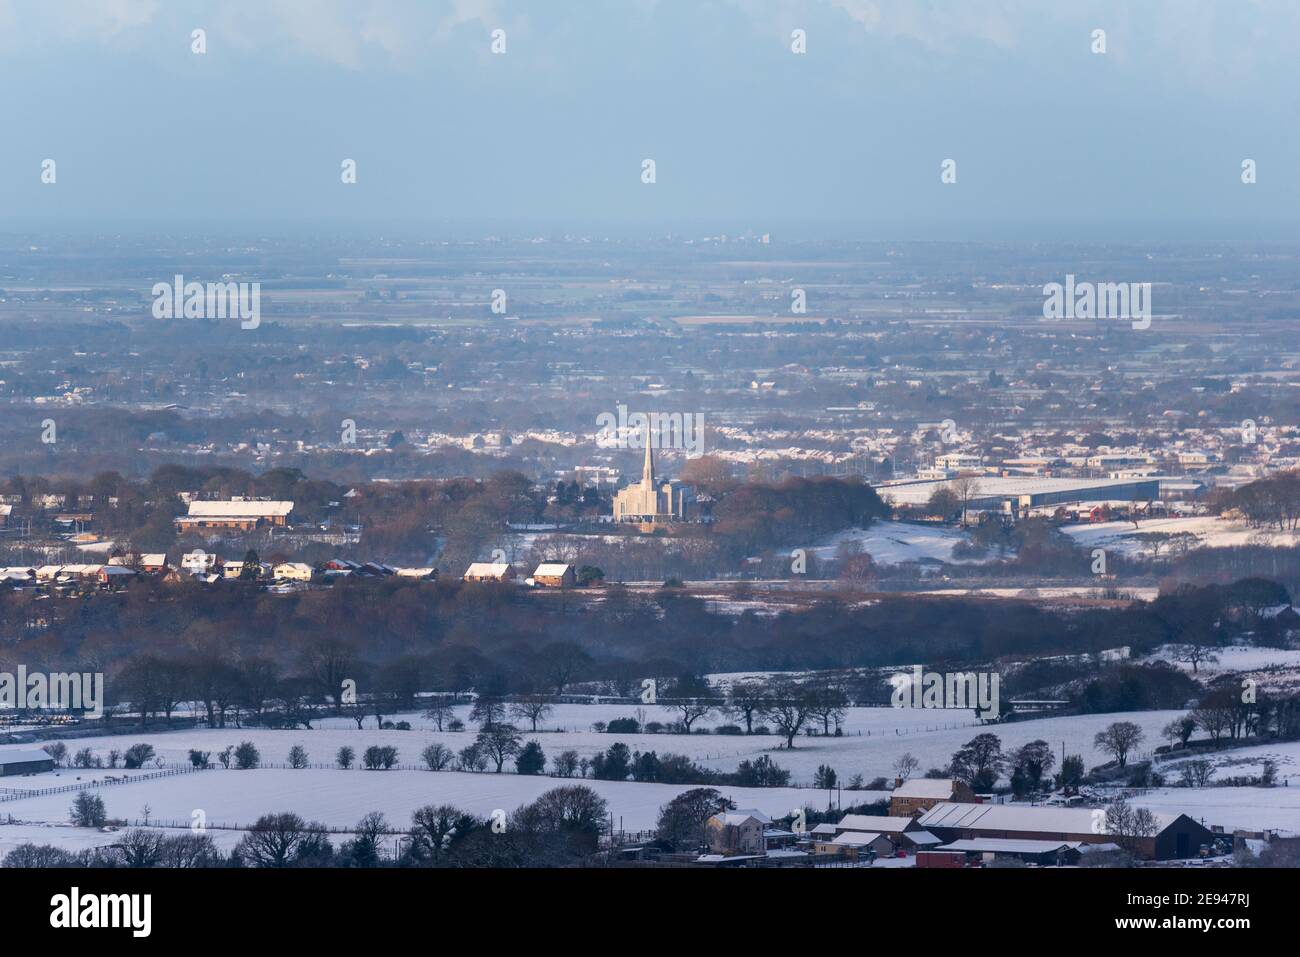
left=2, top=0, right=1297, bottom=240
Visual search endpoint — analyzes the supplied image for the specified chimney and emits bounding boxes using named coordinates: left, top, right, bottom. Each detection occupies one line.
left=893, top=777, right=903, bottom=789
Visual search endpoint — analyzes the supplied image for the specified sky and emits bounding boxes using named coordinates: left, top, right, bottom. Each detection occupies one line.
left=1, top=0, right=1298, bottom=238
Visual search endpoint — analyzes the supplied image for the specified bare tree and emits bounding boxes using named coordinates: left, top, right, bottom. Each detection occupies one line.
left=1094, top=721, right=1144, bottom=768
left=950, top=476, right=982, bottom=526
left=510, top=696, right=554, bottom=733
left=893, top=752, right=920, bottom=782
left=1104, top=798, right=1160, bottom=853
left=725, top=680, right=768, bottom=735
left=476, top=724, right=522, bottom=772
left=759, top=678, right=814, bottom=748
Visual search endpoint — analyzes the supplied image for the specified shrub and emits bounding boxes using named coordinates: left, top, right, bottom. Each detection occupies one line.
left=288, top=745, right=309, bottom=769
left=336, top=746, right=355, bottom=770
left=553, top=750, right=580, bottom=778
left=715, top=724, right=743, bottom=736
left=234, top=742, right=261, bottom=770
left=606, top=717, right=640, bottom=734
left=515, top=740, right=546, bottom=775
left=70, top=791, right=107, bottom=828
left=363, top=745, right=399, bottom=770
left=188, top=750, right=212, bottom=769
left=421, top=743, right=452, bottom=771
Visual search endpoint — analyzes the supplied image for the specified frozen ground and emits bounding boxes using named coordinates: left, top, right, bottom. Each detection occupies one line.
left=2, top=705, right=1180, bottom=789
left=0, top=768, right=874, bottom=841
left=1061, top=516, right=1300, bottom=555
left=805, top=521, right=976, bottom=565
left=4, top=704, right=1286, bottom=852
left=1136, top=786, right=1300, bottom=835
left=1155, top=738, right=1300, bottom=786
left=1141, top=644, right=1300, bottom=676
left=921, top=586, right=1159, bottom=600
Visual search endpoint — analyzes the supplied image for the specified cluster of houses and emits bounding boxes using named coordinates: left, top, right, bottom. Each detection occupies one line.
left=685, top=778, right=1224, bottom=868
left=0, top=552, right=592, bottom=594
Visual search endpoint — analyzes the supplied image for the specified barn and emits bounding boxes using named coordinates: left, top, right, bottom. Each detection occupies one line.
left=916, top=802, right=1216, bottom=861
left=0, top=748, right=56, bottom=776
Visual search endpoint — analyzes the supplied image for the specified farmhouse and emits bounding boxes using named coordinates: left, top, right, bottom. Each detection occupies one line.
left=704, top=809, right=770, bottom=855
left=890, top=778, right=980, bottom=817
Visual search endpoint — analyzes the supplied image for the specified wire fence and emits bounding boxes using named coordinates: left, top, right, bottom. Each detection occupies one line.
left=0, top=766, right=200, bottom=803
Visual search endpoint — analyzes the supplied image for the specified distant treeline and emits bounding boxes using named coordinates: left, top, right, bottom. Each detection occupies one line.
left=0, top=465, right=888, bottom=573
left=1, top=572, right=1289, bottom=717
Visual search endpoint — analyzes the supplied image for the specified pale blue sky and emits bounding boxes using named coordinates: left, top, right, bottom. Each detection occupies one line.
left=1, top=0, right=1297, bottom=237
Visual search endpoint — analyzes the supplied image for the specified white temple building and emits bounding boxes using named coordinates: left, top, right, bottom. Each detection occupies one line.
left=612, top=432, right=690, bottom=526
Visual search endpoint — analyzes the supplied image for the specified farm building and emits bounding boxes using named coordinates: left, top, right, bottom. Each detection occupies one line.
left=532, top=563, right=575, bottom=588
left=916, top=802, right=1216, bottom=860
left=0, top=748, right=56, bottom=776
left=463, top=563, right=515, bottom=583
left=935, top=838, right=1086, bottom=867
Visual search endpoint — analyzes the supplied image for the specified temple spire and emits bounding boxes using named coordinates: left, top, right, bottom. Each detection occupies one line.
left=642, top=422, right=656, bottom=485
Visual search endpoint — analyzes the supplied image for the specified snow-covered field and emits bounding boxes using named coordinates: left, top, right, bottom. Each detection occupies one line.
left=806, top=521, right=976, bottom=565
left=1, top=705, right=1183, bottom=787
left=922, top=586, right=1160, bottom=600
left=1061, top=515, right=1300, bottom=555
left=1, top=706, right=1178, bottom=805
left=1136, top=787, right=1300, bottom=835
left=6, top=702, right=1290, bottom=853
left=1156, top=738, right=1300, bottom=785
left=1142, top=644, right=1300, bottom=676
left=0, top=768, right=863, bottom=842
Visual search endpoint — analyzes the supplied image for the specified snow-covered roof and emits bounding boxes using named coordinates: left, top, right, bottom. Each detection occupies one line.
left=712, top=808, right=772, bottom=827
left=533, top=563, right=573, bottom=577
left=917, top=802, right=1182, bottom=835
left=836, top=814, right=915, bottom=833
left=832, top=831, right=886, bottom=846
left=463, top=563, right=512, bottom=579
left=937, top=838, right=1082, bottom=854
left=892, top=778, right=959, bottom=799
left=187, top=500, right=293, bottom=518
left=0, top=748, right=55, bottom=766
